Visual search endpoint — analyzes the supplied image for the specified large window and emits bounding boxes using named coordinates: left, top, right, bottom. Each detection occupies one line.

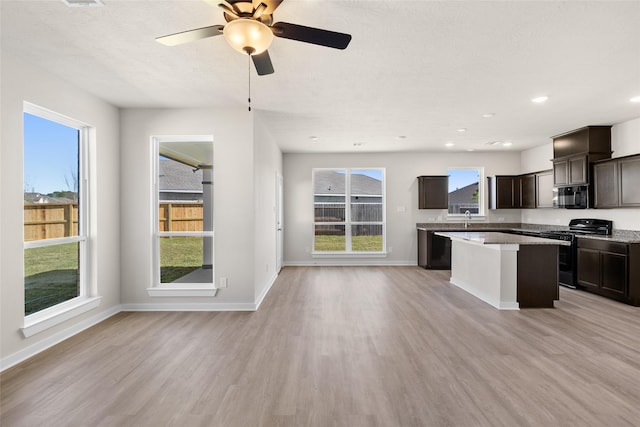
left=313, top=168, right=385, bottom=253
left=23, top=107, right=88, bottom=316
left=447, top=167, right=484, bottom=216
left=152, top=137, right=214, bottom=290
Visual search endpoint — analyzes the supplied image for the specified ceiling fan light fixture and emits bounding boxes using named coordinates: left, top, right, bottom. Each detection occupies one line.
left=223, top=18, right=274, bottom=55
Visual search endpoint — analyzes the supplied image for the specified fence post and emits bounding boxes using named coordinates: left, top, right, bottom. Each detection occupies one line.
left=167, top=203, right=172, bottom=232
left=64, top=203, right=73, bottom=237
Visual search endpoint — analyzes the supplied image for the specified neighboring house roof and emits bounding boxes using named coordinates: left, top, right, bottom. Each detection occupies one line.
left=24, top=192, right=75, bottom=203
left=159, top=159, right=203, bottom=192
left=314, top=171, right=381, bottom=196
left=448, top=182, right=479, bottom=205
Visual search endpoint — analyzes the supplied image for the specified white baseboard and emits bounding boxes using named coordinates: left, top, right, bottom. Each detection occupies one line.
left=255, top=272, right=278, bottom=310
left=285, top=260, right=417, bottom=267
left=121, top=302, right=257, bottom=311
left=1, top=305, right=122, bottom=372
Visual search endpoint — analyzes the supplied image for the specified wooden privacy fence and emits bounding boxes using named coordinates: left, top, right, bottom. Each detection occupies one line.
left=158, top=202, right=204, bottom=232
left=24, top=203, right=78, bottom=242
left=24, top=202, right=205, bottom=241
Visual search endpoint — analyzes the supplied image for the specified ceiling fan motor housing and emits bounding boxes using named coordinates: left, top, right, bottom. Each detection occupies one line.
left=223, top=1, right=273, bottom=26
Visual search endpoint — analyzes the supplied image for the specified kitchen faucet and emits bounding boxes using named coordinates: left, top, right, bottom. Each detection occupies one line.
left=464, top=210, right=471, bottom=228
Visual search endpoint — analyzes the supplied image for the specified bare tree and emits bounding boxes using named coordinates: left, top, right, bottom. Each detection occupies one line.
left=64, top=167, right=79, bottom=201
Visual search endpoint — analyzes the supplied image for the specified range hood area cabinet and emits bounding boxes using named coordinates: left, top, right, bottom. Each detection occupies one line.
left=418, top=176, right=448, bottom=209
left=594, top=154, right=640, bottom=208
left=552, top=126, right=612, bottom=187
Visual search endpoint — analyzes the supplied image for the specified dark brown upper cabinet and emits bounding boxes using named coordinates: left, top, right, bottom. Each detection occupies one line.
left=552, top=126, right=612, bottom=188
left=519, top=174, right=536, bottom=208
left=535, top=170, right=554, bottom=208
left=619, top=156, right=640, bottom=207
left=553, top=155, right=588, bottom=186
left=418, top=176, right=448, bottom=209
left=593, top=154, right=640, bottom=208
left=488, top=176, right=518, bottom=209
left=552, top=126, right=611, bottom=159
left=488, top=174, right=537, bottom=209
left=594, top=161, right=619, bottom=208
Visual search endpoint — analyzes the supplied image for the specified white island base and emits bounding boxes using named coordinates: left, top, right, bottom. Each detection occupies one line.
left=449, top=240, right=520, bottom=310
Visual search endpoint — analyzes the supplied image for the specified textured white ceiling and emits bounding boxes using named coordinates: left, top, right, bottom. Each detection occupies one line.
left=2, top=0, right=640, bottom=153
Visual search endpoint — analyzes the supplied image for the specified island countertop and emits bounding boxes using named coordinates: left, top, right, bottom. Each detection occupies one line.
left=435, top=231, right=571, bottom=246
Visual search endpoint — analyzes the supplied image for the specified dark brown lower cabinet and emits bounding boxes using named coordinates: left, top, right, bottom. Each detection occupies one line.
left=577, top=238, right=639, bottom=305
left=517, top=245, right=559, bottom=308
left=417, top=229, right=451, bottom=269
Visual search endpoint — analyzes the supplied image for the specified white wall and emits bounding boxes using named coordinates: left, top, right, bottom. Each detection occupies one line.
left=283, top=151, right=521, bottom=266
left=119, top=108, right=282, bottom=308
left=1, top=53, right=121, bottom=361
left=611, top=117, right=640, bottom=158
left=520, top=117, right=640, bottom=230
left=253, top=114, right=283, bottom=302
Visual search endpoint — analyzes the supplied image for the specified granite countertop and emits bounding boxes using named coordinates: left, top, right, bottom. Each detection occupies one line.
left=417, top=223, right=640, bottom=244
left=435, top=231, right=572, bottom=246
left=416, top=222, right=520, bottom=231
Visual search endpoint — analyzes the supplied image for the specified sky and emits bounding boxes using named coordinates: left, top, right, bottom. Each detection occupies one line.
left=448, top=169, right=479, bottom=192
left=23, top=113, right=79, bottom=195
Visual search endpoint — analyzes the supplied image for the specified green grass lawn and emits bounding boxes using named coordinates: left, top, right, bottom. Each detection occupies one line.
left=23, top=238, right=205, bottom=314
left=315, top=235, right=383, bottom=252
left=160, top=236, right=203, bottom=283
left=24, top=243, right=79, bottom=315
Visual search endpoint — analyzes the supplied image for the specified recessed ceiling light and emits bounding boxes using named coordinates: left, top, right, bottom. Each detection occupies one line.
left=467, top=149, right=475, bottom=152
left=630, top=96, right=640, bottom=103
left=531, top=96, right=549, bottom=103
left=502, top=142, right=513, bottom=147
left=353, top=143, right=364, bottom=147
left=456, top=128, right=467, bottom=133
left=62, top=0, right=103, bottom=6
left=482, top=113, right=495, bottom=118
left=309, top=136, right=319, bottom=143
left=445, top=142, right=454, bottom=147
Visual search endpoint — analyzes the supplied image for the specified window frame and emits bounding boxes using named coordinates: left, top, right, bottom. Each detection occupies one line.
left=148, top=135, right=217, bottom=297
left=312, top=167, right=386, bottom=256
left=21, top=103, right=100, bottom=338
left=446, top=166, right=485, bottom=219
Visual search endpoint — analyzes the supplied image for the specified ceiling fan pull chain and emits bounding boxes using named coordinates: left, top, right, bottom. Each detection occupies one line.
left=247, top=53, right=252, bottom=112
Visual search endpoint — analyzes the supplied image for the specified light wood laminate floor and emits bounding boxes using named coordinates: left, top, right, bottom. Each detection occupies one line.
left=2, top=266, right=640, bottom=426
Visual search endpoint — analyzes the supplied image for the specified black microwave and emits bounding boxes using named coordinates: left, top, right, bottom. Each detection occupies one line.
left=553, top=185, right=589, bottom=209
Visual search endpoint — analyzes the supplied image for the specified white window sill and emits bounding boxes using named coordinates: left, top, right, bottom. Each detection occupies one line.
left=312, top=252, right=388, bottom=258
left=147, top=284, right=218, bottom=297
left=22, top=296, right=102, bottom=338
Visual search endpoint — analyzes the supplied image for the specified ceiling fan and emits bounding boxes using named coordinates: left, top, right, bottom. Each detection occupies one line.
left=156, top=0, right=352, bottom=76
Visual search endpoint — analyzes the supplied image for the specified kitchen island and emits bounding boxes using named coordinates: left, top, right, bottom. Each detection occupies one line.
left=435, top=231, right=570, bottom=309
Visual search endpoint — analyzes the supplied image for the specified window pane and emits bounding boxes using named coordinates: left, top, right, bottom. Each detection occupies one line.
left=351, top=225, right=383, bottom=251
left=314, top=170, right=346, bottom=222
left=314, top=225, right=346, bottom=251
left=351, top=169, right=383, bottom=222
left=24, top=242, right=79, bottom=315
left=160, top=236, right=213, bottom=283
left=448, top=169, right=480, bottom=214
left=158, top=157, right=206, bottom=232
left=23, top=113, right=79, bottom=241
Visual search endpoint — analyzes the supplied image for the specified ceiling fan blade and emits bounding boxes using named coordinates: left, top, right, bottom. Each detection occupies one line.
left=255, top=0, right=283, bottom=15
left=252, top=50, right=275, bottom=75
left=156, top=25, right=224, bottom=46
left=271, top=22, right=351, bottom=50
